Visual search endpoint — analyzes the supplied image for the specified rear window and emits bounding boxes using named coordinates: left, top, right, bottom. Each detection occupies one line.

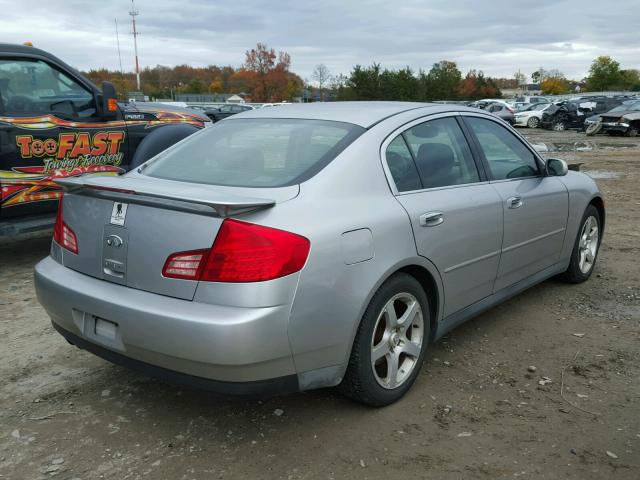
left=143, top=119, right=364, bottom=187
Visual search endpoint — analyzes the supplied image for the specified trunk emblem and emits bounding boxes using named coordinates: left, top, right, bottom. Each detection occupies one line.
left=110, top=202, right=128, bottom=226
left=106, top=234, right=124, bottom=248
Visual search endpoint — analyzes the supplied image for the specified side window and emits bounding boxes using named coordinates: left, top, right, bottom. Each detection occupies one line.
left=404, top=117, right=480, bottom=189
left=385, top=136, right=422, bottom=192
left=466, top=116, right=539, bottom=180
left=0, top=58, right=95, bottom=118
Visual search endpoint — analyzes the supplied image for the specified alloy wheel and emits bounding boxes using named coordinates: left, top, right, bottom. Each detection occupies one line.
left=528, top=117, right=539, bottom=128
left=370, top=293, right=424, bottom=389
left=578, top=215, right=599, bottom=274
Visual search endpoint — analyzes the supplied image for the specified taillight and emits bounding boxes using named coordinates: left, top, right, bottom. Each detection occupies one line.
left=162, top=219, right=310, bottom=283
left=162, top=249, right=208, bottom=280
left=53, top=194, right=78, bottom=254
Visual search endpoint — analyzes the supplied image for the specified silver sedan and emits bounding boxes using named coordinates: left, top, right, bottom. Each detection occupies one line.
left=35, top=102, right=604, bottom=406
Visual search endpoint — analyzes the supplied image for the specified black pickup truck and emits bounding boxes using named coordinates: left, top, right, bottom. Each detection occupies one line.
left=0, top=43, right=210, bottom=236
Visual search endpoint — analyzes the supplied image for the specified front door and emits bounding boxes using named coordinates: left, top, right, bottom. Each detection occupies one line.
left=384, top=115, right=504, bottom=318
left=463, top=115, right=569, bottom=291
left=0, top=56, right=128, bottom=217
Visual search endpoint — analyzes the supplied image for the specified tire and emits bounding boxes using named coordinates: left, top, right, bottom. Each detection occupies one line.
left=557, top=205, right=601, bottom=283
left=129, top=124, right=200, bottom=169
left=585, top=122, right=602, bottom=136
left=552, top=121, right=566, bottom=132
left=339, top=273, right=430, bottom=406
left=527, top=117, right=539, bottom=128
left=625, top=126, right=638, bottom=137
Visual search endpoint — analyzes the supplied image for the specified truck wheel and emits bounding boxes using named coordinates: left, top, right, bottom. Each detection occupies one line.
left=625, top=126, right=638, bottom=137
left=339, top=273, right=430, bottom=406
left=585, top=122, right=602, bottom=136
left=129, top=124, right=200, bottom=170
left=527, top=117, right=539, bottom=128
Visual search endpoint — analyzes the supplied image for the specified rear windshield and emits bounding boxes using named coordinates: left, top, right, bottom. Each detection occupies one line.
left=143, top=118, right=364, bottom=187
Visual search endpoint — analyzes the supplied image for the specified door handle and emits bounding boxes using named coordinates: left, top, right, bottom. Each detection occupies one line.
left=507, top=196, right=523, bottom=209
left=419, top=211, right=444, bottom=227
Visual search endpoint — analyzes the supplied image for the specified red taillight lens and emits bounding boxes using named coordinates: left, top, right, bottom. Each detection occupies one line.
left=162, top=249, right=208, bottom=280
left=53, top=194, right=78, bottom=254
left=203, top=219, right=310, bottom=282
left=162, top=219, right=310, bottom=283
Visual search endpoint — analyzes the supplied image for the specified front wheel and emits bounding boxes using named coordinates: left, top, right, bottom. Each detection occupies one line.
left=339, top=273, right=430, bottom=406
left=552, top=120, right=566, bottom=131
left=558, top=205, right=601, bottom=283
left=527, top=117, right=540, bottom=128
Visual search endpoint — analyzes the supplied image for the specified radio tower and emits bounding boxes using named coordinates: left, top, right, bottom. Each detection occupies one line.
left=129, top=0, right=141, bottom=90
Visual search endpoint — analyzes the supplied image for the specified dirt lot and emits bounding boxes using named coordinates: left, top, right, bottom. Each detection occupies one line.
left=1, top=128, right=638, bottom=480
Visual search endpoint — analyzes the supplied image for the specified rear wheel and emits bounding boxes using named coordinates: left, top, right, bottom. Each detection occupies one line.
left=558, top=205, right=601, bottom=283
left=527, top=117, right=539, bottom=128
left=340, top=273, right=430, bottom=406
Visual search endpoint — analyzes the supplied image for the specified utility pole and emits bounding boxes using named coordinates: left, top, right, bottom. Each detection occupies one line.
left=129, top=0, right=141, bottom=91
left=114, top=18, right=124, bottom=77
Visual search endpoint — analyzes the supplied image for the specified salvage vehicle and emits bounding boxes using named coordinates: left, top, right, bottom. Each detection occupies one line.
left=513, top=102, right=551, bottom=128
left=35, top=102, right=604, bottom=406
left=484, top=102, right=515, bottom=125
left=203, top=103, right=254, bottom=122
left=540, top=97, right=624, bottom=131
left=0, top=43, right=210, bottom=236
left=586, top=100, right=640, bottom=136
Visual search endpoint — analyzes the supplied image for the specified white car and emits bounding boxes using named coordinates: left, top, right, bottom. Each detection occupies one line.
left=514, top=103, right=552, bottom=128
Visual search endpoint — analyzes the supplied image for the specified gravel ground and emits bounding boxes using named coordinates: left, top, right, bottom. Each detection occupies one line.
left=0, top=128, right=638, bottom=480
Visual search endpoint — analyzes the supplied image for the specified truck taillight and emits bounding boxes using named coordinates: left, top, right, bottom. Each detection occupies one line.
left=53, top=194, right=78, bottom=254
left=162, top=219, right=310, bottom=283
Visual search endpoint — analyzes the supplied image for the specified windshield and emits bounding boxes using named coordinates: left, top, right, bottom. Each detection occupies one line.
left=609, top=101, right=640, bottom=113
left=143, top=118, right=365, bottom=187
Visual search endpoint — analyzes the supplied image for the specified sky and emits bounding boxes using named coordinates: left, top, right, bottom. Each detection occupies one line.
left=1, top=0, right=638, bottom=84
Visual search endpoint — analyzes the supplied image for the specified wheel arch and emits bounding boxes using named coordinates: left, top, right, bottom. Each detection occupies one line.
left=130, top=123, right=201, bottom=169
left=589, top=195, right=605, bottom=234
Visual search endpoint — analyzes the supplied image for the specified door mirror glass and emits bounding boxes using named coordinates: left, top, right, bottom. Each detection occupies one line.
left=546, top=158, right=568, bottom=176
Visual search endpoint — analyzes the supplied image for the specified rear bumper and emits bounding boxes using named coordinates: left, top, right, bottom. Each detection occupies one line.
left=0, top=213, right=55, bottom=237
left=34, top=256, right=299, bottom=391
left=52, top=322, right=299, bottom=396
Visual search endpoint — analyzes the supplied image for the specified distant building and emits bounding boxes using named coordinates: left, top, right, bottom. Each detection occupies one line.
left=175, top=93, right=250, bottom=103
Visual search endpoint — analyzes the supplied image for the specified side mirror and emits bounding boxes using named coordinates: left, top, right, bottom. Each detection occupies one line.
left=101, top=81, right=118, bottom=120
left=546, top=158, right=568, bottom=176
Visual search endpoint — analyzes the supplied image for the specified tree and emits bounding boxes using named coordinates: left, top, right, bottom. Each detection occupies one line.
left=514, top=71, right=527, bottom=86
left=243, top=43, right=293, bottom=101
left=540, top=77, right=569, bottom=95
left=312, top=64, right=332, bottom=101
left=422, top=60, right=461, bottom=100
left=457, top=70, right=502, bottom=100
left=208, top=78, right=224, bottom=93
left=584, top=56, right=622, bottom=91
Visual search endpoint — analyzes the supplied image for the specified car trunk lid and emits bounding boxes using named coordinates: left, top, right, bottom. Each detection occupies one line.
left=55, top=174, right=297, bottom=300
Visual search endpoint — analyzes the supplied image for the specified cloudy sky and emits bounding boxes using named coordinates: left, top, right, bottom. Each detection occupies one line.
left=1, top=0, right=638, bottom=83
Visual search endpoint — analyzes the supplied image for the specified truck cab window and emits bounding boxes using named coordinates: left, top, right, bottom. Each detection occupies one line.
left=0, top=58, right=96, bottom=118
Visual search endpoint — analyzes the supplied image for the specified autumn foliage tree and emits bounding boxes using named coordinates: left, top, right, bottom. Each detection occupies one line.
left=241, top=43, right=297, bottom=102
left=540, top=76, right=569, bottom=95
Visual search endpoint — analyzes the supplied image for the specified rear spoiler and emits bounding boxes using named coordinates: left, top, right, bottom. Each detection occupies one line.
left=55, top=176, right=275, bottom=218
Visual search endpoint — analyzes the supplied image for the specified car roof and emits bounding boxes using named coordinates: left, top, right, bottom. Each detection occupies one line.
left=234, top=101, right=444, bottom=128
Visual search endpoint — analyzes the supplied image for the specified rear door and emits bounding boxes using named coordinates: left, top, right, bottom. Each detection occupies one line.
left=385, top=114, right=503, bottom=317
left=462, top=115, right=568, bottom=291
left=0, top=56, right=128, bottom=217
